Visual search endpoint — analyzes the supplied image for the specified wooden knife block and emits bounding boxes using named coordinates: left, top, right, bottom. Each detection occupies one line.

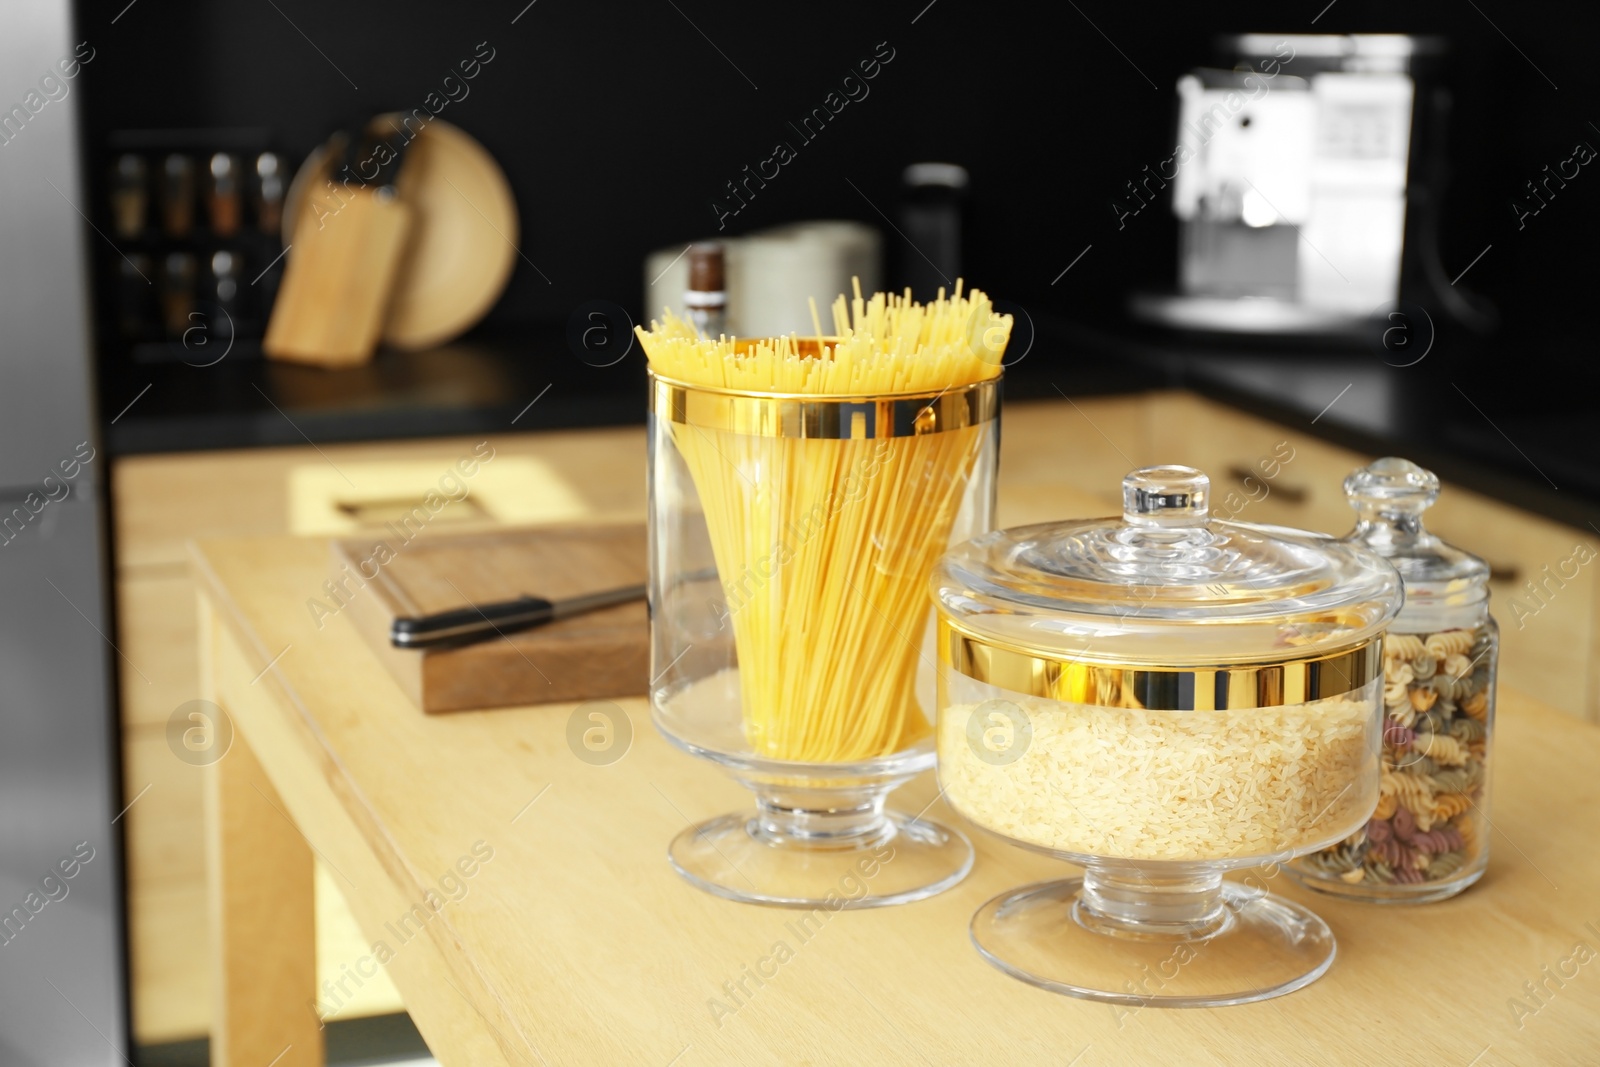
left=265, top=187, right=411, bottom=367
left=332, top=523, right=649, bottom=713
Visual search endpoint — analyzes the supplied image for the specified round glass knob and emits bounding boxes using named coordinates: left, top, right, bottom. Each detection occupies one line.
left=1122, top=465, right=1210, bottom=527
left=1344, top=456, right=1440, bottom=515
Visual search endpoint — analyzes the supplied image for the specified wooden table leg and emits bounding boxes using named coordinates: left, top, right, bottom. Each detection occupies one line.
left=203, top=625, right=322, bottom=1066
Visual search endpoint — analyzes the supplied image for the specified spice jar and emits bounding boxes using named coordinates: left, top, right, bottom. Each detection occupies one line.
left=932, top=465, right=1403, bottom=1006
left=1289, top=458, right=1496, bottom=902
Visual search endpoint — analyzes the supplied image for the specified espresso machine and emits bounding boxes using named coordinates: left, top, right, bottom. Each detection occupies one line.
left=1132, top=34, right=1486, bottom=338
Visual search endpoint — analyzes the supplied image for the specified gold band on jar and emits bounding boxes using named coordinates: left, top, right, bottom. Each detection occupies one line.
left=648, top=371, right=1000, bottom=440
left=938, top=615, right=1383, bottom=710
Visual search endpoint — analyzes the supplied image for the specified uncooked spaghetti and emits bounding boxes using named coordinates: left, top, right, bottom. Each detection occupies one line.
left=640, top=282, right=1009, bottom=763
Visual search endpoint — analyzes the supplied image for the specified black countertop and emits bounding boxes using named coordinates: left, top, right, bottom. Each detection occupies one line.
left=1060, top=320, right=1599, bottom=535
left=102, top=319, right=1600, bottom=535
left=103, top=329, right=639, bottom=452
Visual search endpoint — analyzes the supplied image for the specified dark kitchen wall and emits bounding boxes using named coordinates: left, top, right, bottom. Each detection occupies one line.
left=71, top=0, right=1599, bottom=365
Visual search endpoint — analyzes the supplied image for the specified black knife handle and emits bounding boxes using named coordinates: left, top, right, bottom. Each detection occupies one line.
left=390, top=596, right=555, bottom=648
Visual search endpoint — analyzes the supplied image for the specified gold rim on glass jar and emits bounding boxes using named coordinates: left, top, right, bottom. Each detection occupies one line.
left=649, top=371, right=999, bottom=439
left=940, top=622, right=1383, bottom=709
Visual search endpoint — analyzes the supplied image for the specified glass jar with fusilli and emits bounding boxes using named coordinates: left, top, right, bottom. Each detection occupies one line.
left=1289, top=458, right=1496, bottom=903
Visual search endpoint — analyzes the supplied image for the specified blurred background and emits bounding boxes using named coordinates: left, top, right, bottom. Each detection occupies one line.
left=76, top=0, right=1595, bottom=335
left=73, top=0, right=1600, bottom=495
left=4, top=0, right=1599, bottom=1063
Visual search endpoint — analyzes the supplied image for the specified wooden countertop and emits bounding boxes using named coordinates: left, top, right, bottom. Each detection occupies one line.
left=192, top=532, right=1600, bottom=1067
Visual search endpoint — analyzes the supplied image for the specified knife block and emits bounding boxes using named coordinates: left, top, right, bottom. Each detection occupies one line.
left=264, top=187, right=411, bottom=367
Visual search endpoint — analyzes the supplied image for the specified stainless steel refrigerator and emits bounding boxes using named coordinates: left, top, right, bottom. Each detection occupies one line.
left=0, top=0, right=128, bottom=1062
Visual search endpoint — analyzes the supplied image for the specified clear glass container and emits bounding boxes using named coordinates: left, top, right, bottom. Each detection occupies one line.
left=648, top=369, right=1000, bottom=907
left=932, top=465, right=1403, bottom=1006
left=1289, top=458, right=1496, bottom=902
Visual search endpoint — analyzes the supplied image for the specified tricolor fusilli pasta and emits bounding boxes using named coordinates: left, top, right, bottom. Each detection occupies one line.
left=1296, top=624, right=1492, bottom=893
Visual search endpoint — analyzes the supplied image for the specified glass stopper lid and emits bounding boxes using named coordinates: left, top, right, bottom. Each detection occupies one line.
left=933, top=465, right=1403, bottom=666
left=1342, top=456, right=1490, bottom=625
left=1343, top=457, right=1487, bottom=582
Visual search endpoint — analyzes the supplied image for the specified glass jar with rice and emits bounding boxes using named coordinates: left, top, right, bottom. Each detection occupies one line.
left=933, top=465, right=1402, bottom=1007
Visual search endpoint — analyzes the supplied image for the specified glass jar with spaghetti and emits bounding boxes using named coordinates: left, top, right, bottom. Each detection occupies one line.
left=642, top=284, right=1008, bottom=908
left=1289, top=458, right=1497, bottom=902
left=932, top=465, right=1403, bottom=1007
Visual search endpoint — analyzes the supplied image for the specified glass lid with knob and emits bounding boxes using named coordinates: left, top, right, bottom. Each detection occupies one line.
left=934, top=464, right=1403, bottom=670
left=1342, top=456, right=1489, bottom=631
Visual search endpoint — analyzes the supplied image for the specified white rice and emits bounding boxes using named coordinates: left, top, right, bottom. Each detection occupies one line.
left=937, top=684, right=1378, bottom=861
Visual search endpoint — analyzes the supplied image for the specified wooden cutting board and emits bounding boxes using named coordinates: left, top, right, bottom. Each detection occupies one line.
left=331, top=523, right=648, bottom=713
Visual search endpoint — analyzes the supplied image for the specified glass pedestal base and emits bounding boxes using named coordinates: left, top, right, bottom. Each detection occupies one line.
left=971, top=876, right=1336, bottom=1007
left=652, top=680, right=973, bottom=909
left=668, top=807, right=973, bottom=909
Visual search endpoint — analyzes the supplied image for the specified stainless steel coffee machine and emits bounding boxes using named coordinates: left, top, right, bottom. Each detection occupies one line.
left=1134, top=34, right=1450, bottom=334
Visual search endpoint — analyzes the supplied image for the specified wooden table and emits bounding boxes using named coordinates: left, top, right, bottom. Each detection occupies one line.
left=193, top=535, right=1600, bottom=1067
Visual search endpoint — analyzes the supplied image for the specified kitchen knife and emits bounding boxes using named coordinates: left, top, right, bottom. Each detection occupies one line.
left=390, top=583, right=647, bottom=649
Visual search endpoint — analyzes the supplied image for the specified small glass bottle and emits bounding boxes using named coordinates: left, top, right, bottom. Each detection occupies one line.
left=1290, top=457, right=1496, bottom=902
left=683, top=242, right=727, bottom=340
